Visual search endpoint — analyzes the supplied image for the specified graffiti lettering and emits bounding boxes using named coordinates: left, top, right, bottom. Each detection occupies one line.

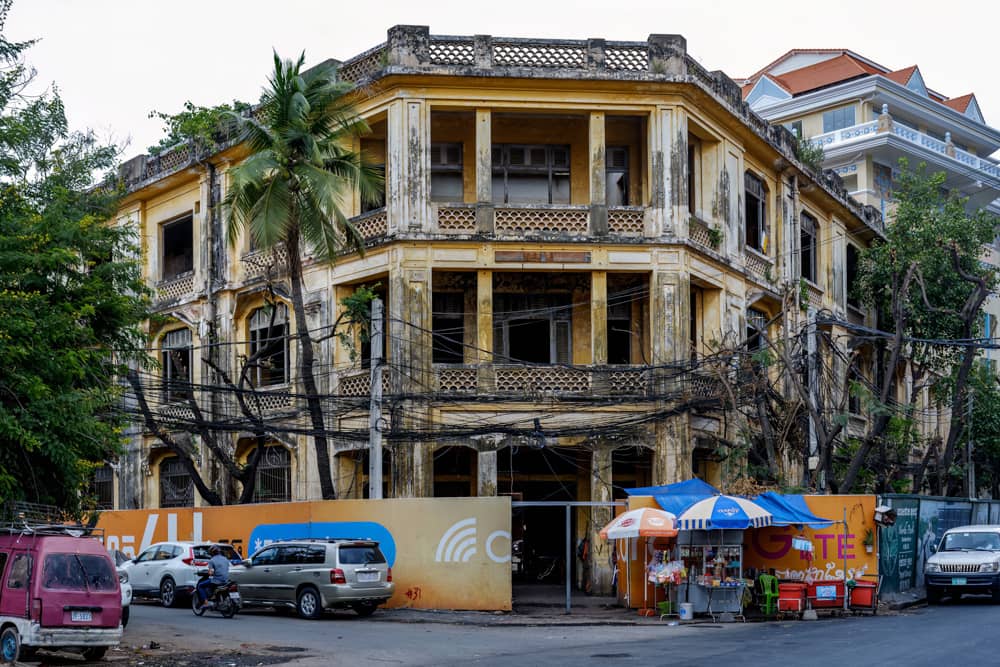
left=405, top=587, right=422, bottom=601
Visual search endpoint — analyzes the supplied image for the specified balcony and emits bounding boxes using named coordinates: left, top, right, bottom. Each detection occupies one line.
left=810, top=120, right=1000, bottom=183
left=154, top=271, right=195, bottom=304
left=433, top=364, right=651, bottom=397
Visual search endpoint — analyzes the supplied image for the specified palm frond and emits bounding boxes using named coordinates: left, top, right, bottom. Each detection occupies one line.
left=247, top=177, right=292, bottom=249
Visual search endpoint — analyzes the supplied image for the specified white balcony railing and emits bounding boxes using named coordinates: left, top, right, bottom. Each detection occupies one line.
left=810, top=120, right=1000, bottom=182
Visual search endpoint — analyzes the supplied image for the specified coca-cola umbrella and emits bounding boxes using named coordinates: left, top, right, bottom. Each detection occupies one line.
left=599, top=508, right=678, bottom=612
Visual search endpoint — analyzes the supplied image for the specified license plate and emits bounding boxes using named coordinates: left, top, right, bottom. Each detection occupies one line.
left=71, top=611, right=92, bottom=622
left=952, top=577, right=967, bottom=586
left=357, top=572, right=379, bottom=583
left=229, top=592, right=241, bottom=603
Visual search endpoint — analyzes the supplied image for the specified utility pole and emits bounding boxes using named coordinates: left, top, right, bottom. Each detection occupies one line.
left=967, top=389, right=975, bottom=498
left=368, top=297, right=384, bottom=499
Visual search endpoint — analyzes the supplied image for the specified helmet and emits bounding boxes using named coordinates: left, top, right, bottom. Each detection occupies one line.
left=209, top=545, right=221, bottom=556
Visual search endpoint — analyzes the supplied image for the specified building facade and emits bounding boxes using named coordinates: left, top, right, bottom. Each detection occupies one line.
left=740, top=49, right=1000, bottom=372
left=110, top=27, right=882, bottom=593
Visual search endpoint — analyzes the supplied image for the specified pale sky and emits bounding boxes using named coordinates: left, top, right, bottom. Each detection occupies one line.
left=8, top=0, right=999, bottom=158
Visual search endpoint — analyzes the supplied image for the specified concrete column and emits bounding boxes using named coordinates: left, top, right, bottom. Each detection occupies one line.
left=653, top=416, right=691, bottom=484
left=650, top=271, right=678, bottom=365
left=589, top=446, right=614, bottom=595
left=477, top=449, right=498, bottom=496
left=591, top=271, right=608, bottom=365
left=387, top=99, right=432, bottom=233
left=589, top=111, right=607, bottom=235
left=649, top=107, right=681, bottom=238
left=475, top=109, right=494, bottom=233
left=477, top=270, right=494, bottom=390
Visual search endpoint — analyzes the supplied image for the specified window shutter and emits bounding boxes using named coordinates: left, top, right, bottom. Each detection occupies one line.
left=554, top=321, right=571, bottom=364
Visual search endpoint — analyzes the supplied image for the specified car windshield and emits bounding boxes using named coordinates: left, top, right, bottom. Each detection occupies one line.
left=42, top=554, right=116, bottom=591
left=339, top=545, right=386, bottom=565
left=941, top=532, right=1000, bottom=551
left=193, top=545, right=240, bottom=561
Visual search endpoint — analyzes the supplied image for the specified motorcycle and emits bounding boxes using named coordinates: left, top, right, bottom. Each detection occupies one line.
left=191, top=570, right=240, bottom=618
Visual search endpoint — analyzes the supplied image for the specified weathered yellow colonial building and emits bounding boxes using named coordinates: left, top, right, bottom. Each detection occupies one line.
left=109, top=26, right=882, bottom=594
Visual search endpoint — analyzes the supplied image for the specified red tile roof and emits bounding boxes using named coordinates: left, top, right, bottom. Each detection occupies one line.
left=770, top=53, right=880, bottom=95
left=883, top=65, right=917, bottom=86
left=942, top=94, right=974, bottom=113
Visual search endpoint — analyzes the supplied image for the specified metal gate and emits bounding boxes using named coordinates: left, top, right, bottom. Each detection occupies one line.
left=511, top=500, right=625, bottom=613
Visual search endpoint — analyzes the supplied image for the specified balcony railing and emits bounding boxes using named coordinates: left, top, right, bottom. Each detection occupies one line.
left=810, top=120, right=1000, bottom=182
left=494, top=204, right=590, bottom=236
left=154, top=272, right=195, bottom=303
left=349, top=207, right=389, bottom=240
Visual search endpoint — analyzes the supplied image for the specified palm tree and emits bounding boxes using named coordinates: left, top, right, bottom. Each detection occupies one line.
left=225, top=52, right=382, bottom=499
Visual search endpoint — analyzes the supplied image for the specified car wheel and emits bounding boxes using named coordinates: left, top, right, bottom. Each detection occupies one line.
left=352, top=602, right=378, bottom=617
left=296, top=586, right=322, bottom=620
left=122, top=605, right=130, bottom=628
left=160, top=577, right=177, bottom=608
left=81, top=646, right=107, bottom=661
left=1, top=627, right=20, bottom=663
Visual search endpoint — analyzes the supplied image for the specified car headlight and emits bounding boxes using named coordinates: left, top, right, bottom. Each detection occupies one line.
left=980, top=562, right=1000, bottom=573
left=925, top=563, right=941, bottom=573
left=118, top=571, right=129, bottom=584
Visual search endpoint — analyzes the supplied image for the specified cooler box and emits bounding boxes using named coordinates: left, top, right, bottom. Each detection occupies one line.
left=778, top=582, right=807, bottom=612
left=849, top=581, right=877, bottom=608
left=808, top=580, right=845, bottom=608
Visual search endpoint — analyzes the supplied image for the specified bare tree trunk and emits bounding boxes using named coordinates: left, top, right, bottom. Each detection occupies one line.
left=935, top=248, right=990, bottom=496
left=286, top=230, right=337, bottom=499
left=127, top=370, right=223, bottom=506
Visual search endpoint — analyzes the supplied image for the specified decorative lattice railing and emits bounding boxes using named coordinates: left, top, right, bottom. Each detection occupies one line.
left=242, top=246, right=288, bottom=281
left=155, top=273, right=194, bottom=302
left=436, top=204, right=478, bottom=233
left=495, top=205, right=589, bottom=235
left=608, top=206, right=645, bottom=236
left=495, top=366, right=592, bottom=394
left=350, top=208, right=389, bottom=240
left=743, top=249, right=773, bottom=283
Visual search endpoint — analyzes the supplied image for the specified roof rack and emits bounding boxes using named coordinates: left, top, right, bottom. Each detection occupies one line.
left=278, top=537, right=374, bottom=544
left=0, top=522, right=105, bottom=538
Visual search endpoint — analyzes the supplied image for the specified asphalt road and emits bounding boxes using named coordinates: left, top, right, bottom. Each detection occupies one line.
left=114, top=597, right=999, bottom=667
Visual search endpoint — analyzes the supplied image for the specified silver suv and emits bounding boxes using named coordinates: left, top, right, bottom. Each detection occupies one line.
left=925, top=525, right=1000, bottom=603
left=233, top=539, right=394, bottom=619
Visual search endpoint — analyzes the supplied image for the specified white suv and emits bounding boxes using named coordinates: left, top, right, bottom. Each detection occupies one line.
left=120, top=542, right=241, bottom=607
left=925, top=525, right=1000, bottom=603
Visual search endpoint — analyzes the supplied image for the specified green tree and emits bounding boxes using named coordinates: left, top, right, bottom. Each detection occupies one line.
left=225, top=52, right=382, bottom=500
left=968, top=362, right=1000, bottom=497
left=849, top=161, right=997, bottom=494
left=0, top=0, right=148, bottom=513
left=147, top=100, right=252, bottom=156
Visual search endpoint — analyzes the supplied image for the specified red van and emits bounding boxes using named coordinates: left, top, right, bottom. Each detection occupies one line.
left=0, top=528, right=122, bottom=662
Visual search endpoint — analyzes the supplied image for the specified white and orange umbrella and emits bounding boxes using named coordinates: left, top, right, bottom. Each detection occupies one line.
left=600, top=508, right=677, bottom=613
left=599, top=507, right=678, bottom=540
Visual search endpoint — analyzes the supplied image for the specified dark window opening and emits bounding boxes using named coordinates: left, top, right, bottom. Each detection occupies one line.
left=800, top=212, right=817, bottom=284
left=432, top=292, right=465, bottom=364
left=161, top=215, right=193, bottom=281
left=785, top=120, right=803, bottom=139
left=361, top=164, right=386, bottom=214
left=90, top=464, right=113, bottom=510
left=252, top=445, right=291, bottom=503
left=846, top=244, right=861, bottom=309
left=491, top=144, right=570, bottom=205
left=493, top=294, right=572, bottom=364
left=746, top=308, right=768, bottom=352
left=608, top=297, right=632, bottom=365
left=687, top=138, right=699, bottom=215
left=431, top=142, right=464, bottom=203
left=161, top=328, right=192, bottom=403
left=249, top=305, right=289, bottom=386
left=690, top=286, right=702, bottom=360
left=606, top=146, right=629, bottom=206
left=433, top=446, right=476, bottom=497
left=159, top=456, right=193, bottom=508
left=744, top=172, right=767, bottom=253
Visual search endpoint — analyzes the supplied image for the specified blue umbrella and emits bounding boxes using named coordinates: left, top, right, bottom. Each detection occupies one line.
left=674, top=494, right=773, bottom=530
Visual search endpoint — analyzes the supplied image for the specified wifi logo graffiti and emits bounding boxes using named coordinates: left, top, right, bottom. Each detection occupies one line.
left=435, top=518, right=478, bottom=563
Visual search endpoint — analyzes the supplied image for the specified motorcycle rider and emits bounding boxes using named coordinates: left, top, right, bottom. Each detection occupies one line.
left=197, top=545, right=230, bottom=608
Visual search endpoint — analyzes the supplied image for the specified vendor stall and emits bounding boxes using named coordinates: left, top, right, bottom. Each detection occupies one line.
left=674, top=529, right=747, bottom=619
